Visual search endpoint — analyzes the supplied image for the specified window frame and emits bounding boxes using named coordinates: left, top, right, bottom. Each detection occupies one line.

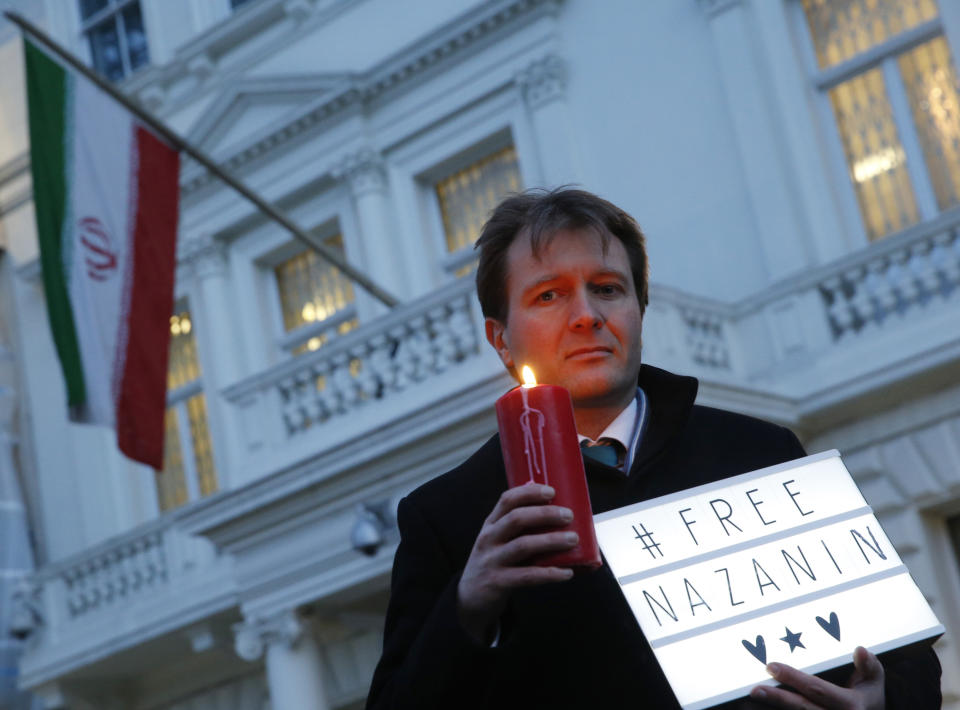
left=258, top=217, right=360, bottom=358
left=155, top=297, right=216, bottom=514
left=422, top=130, right=521, bottom=277
left=78, top=0, right=150, bottom=81
left=793, top=1, right=954, bottom=243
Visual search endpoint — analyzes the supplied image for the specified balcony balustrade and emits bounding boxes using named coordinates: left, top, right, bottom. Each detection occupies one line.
left=18, top=207, right=960, bottom=688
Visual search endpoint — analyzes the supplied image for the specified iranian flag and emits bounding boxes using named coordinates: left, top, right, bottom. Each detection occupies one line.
left=24, top=39, right=180, bottom=469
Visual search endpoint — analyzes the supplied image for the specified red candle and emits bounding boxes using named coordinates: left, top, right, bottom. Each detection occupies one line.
left=495, top=366, right=601, bottom=571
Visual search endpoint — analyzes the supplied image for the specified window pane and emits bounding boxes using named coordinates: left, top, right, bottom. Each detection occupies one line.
left=274, top=235, right=355, bottom=333
left=802, top=0, right=939, bottom=69
left=899, top=37, right=960, bottom=210
left=121, top=2, right=150, bottom=72
left=436, top=145, right=521, bottom=256
left=829, top=67, right=919, bottom=240
left=88, top=18, right=124, bottom=81
left=79, top=0, right=109, bottom=21
left=186, top=394, right=217, bottom=497
left=168, top=304, right=201, bottom=390
left=156, top=408, right=187, bottom=512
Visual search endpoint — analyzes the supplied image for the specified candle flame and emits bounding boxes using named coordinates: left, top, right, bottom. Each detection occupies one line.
left=521, top=365, right=537, bottom=388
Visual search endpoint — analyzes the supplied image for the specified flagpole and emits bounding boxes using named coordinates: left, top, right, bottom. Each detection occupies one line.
left=4, top=10, right=400, bottom=309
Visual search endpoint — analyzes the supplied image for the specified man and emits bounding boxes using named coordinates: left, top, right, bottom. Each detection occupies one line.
left=366, top=189, right=941, bottom=709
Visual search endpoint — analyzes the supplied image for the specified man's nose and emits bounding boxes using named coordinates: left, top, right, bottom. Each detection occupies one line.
left=569, top=290, right=603, bottom=330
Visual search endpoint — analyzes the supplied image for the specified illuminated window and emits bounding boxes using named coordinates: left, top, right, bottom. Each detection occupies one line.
left=155, top=301, right=217, bottom=513
left=435, top=144, right=522, bottom=276
left=78, top=0, right=149, bottom=81
left=801, top=0, right=960, bottom=241
left=273, top=234, right=357, bottom=355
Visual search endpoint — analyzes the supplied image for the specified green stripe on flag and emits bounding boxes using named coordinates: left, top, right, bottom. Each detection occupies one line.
left=24, top=39, right=86, bottom=408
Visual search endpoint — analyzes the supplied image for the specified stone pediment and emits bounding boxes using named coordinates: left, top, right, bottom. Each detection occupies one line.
left=186, top=74, right=353, bottom=157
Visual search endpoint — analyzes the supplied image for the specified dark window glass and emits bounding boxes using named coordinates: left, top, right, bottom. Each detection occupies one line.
left=122, top=3, right=149, bottom=71
left=89, top=18, right=124, bottom=81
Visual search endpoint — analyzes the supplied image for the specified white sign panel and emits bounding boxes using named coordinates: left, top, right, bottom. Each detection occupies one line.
left=594, top=450, right=943, bottom=709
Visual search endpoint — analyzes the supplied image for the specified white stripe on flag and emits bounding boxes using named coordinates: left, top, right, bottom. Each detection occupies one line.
left=66, top=76, right=136, bottom=425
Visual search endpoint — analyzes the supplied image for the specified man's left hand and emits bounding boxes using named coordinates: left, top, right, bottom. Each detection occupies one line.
left=750, top=646, right=884, bottom=710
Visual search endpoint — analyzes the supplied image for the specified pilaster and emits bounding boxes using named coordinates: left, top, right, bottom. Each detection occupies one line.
left=696, top=0, right=814, bottom=280
left=234, top=610, right=330, bottom=710
left=515, top=53, right=584, bottom=187
left=333, top=147, right=406, bottom=314
left=177, top=233, right=243, bottom=485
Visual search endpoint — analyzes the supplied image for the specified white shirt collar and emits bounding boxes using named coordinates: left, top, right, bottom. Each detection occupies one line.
left=577, top=397, right=636, bottom=451
left=577, top=388, right=649, bottom=473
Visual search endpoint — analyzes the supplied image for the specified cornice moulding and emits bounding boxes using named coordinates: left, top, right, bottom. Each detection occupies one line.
left=178, top=0, right=563, bottom=195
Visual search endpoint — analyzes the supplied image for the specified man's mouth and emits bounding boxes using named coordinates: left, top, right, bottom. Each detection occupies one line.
left=566, top=347, right=612, bottom=359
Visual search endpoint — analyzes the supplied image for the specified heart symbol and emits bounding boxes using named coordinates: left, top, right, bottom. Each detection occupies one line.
left=816, top=612, right=841, bottom=641
left=742, top=635, right=766, bottom=664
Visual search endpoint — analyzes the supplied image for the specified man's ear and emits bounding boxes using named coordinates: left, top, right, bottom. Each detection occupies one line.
left=484, top=317, right=514, bottom=370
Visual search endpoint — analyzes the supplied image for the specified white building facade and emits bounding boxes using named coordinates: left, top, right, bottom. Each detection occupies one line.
left=0, top=0, right=959, bottom=707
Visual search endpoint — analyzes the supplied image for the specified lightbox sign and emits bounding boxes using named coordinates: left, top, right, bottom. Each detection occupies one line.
left=593, top=450, right=943, bottom=710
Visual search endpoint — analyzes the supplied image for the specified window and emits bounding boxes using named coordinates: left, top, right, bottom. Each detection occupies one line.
left=801, top=0, right=960, bottom=241
left=79, top=0, right=149, bottom=81
left=155, top=301, right=217, bottom=512
left=273, top=234, right=357, bottom=355
left=435, top=144, right=522, bottom=276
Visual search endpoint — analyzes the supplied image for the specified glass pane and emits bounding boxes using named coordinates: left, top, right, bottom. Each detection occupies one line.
left=802, top=0, right=939, bottom=69
left=186, top=394, right=218, bottom=497
left=79, top=0, right=109, bottom=21
left=168, top=302, right=201, bottom=390
left=121, top=3, right=150, bottom=72
left=156, top=408, right=187, bottom=512
left=829, top=67, right=919, bottom=240
left=899, top=37, right=960, bottom=210
left=88, top=18, right=124, bottom=81
left=274, top=235, right=355, bottom=333
left=436, top=145, right=521, bottom=257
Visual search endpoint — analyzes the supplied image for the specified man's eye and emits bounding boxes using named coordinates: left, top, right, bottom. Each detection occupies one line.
left=537, top=290, right=556, bottom=302
left=595, top=284, right=620, bottom=296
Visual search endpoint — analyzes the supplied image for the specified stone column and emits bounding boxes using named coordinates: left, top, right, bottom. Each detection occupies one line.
left=234, top=611, right=330, bottom=710
left=333, top=148, right=405, bottom=318
left=516, top=53, right=584, bottom=187
left=177, top=234, right=244, bottom=484
left=696, top=0, right=813, bottom=280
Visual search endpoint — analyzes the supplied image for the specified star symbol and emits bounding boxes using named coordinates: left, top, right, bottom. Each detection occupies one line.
left=780, top=627, right=805, bottom=652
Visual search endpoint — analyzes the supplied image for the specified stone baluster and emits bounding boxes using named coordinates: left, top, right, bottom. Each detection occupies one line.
left=845, top=265, right=876, bottom=334
left=933, top=231, right=960, bottom=291
left=820, top=277, right=854, bottom=339
left=888, top=249, right=919, bottom=311
left=362, top=334, right=394, bottom=398
left=448, top=296, right=477, bottom=358
left=908, top=239, right=938, bottom=302
left=429, top=305, right=457, bottom=372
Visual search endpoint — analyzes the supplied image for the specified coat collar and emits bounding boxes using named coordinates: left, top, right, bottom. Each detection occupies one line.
left=631, top=364, right=698, bottom=474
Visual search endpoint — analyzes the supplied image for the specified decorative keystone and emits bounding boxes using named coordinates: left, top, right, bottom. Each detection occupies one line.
left=516, top=54, right=567, bottom=109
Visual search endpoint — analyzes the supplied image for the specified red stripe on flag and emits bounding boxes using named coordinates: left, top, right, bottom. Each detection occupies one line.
left=116, top=126, right=179, bottom=469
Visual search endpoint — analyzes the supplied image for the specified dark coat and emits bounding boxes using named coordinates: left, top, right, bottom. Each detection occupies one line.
left=367, top=365, right=941, bottom=709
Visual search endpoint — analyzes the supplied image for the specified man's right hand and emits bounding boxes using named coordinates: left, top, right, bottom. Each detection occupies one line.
left=456, top=483, right=579, bottom=644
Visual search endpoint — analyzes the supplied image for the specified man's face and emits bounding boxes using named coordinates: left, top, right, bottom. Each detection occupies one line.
left=485, top=228, right=644, bottom=410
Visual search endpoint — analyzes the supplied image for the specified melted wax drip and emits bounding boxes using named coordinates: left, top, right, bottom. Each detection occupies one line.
left=519, top=386, right=548, bottom=485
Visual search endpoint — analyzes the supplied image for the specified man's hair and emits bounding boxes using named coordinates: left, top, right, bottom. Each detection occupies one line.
left=475, top=188, right=649, bottom=323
